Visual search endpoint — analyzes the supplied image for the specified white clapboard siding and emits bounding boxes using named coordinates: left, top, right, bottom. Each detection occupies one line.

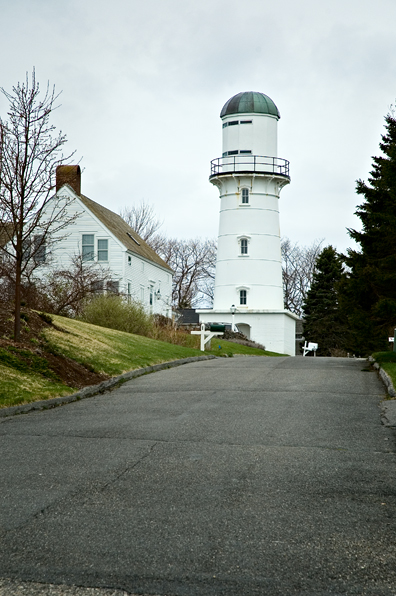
left=39, top=186, right=172, bottom=318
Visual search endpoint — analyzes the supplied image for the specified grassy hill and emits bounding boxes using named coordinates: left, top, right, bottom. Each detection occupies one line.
left=0, top=311, right=286, bottom=409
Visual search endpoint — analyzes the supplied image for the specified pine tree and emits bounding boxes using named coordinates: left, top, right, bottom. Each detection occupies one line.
left=341, top=106, right=396, bottom=354
left=302, top=246, right=345, bottom=356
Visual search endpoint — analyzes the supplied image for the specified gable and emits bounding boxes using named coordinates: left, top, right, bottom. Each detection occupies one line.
left=57, top=185, right=172, bottom=273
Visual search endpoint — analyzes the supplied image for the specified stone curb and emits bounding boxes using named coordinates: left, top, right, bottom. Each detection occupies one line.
left=368, top=356, right=396, bottom=428
left=369, top=359, right=396, bottom=398
left=0, top=355, right=217, bottom=419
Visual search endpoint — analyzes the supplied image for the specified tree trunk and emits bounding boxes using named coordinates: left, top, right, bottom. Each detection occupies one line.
left=14, top=253, right=22, bottom=342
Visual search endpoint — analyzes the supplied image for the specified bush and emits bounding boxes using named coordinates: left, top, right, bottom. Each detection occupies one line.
left=150, top=324, right=200, bottom=348
left=79, top=295, right=154, bottom=337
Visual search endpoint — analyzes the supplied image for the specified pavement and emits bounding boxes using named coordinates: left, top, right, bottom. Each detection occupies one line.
left=0, top=356, right=395, bottom=596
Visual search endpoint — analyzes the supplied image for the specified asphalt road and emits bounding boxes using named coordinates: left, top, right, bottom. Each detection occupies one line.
left=1, top=356, right=395, bottom=596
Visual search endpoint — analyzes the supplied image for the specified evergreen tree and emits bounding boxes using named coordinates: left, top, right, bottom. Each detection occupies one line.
left=302, top=246, right=345, bottom=356
left=340, top=106, right=396, bottom=354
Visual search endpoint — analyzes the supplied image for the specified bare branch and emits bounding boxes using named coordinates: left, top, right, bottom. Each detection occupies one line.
left=119, top=201, right=163, bottom=243
left=281, top=237, right=324, bottom=316
left=0, top=70, right=77, bottom=340
left=156, top=238, right=217, bottom=309
left=39, top=253, right=112, bottom=317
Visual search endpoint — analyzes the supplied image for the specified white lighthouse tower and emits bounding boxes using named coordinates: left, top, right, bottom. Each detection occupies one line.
left=198, top=91, right=298, bottom=355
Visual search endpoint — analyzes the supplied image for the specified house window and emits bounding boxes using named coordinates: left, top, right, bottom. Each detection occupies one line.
left=140, top=286, right=145, bottom=302
left=241, top=188, right=249, bottom=204
left=34, top=235, right=46, bottom=264
left=240, top=290, right=247, bottom=305
left=127, top=282, right=131, bottom=302
left=128, top=255, right=132, bottom=266
left=149, top=286, right=154, bottom=306
left=107, top=280, right=119, bottom=294
left=82, top=234, right=94, bottom=261
left=97, top=239, right=108, bottom=261
left=21, top=238, right=31, bottom=261
left=91, top=280, right=103, bottom=294
left=240, top=238, right=248, bottom=255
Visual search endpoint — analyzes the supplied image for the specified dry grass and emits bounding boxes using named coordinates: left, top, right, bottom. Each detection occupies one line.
left=0, top=363, right=75, bottom=408
left=43, top=315, right=204, bottom=376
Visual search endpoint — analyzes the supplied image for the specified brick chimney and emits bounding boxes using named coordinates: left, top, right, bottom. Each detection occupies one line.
left=56, top=165, right=81, bottom=195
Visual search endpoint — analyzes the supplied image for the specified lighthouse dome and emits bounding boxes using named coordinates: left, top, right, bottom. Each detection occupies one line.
left=220, top=91, right=280, bottom=119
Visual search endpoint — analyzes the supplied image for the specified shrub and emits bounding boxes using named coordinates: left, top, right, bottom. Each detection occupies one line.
left=150, top=324, right=200, bottom=348
left=79, top=294, right=154, bottom=337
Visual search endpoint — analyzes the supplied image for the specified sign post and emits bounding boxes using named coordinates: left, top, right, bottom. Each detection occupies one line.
left=191, top=323, right=224, bottom=352
left=302, top=341, right=318, bottom=357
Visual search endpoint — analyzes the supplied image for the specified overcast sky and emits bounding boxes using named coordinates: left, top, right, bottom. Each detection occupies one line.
left=1, top=0, right=395, bottom=253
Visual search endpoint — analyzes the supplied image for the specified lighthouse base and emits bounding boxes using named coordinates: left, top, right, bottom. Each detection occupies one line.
left=196, top=309, right=299, bottom=356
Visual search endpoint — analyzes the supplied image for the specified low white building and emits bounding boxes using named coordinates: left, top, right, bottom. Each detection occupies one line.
left=40, top=165, right=173, bottom=317
left=198, top=92, right=298, bottom=355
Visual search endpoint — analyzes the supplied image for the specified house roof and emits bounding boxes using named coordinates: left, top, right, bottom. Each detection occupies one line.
left=176, top=309, right=200, bottom=325
left=77, top=193, right=173, bottom=273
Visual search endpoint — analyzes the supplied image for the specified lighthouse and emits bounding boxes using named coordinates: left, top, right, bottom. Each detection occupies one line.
left=197, top=91, right=298, bottom=355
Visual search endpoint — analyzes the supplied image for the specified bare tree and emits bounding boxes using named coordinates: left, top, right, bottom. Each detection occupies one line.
left=281, top=237, right=324, bottom=316
left=0, top=70, right=77, bottom=340
left=120, top=202, right=163, bottom=244
left=38, top=253, right=112, bottom=317
left=195, top=238, right=217, bottom=306
left=157, top=238, right=217, bottom=309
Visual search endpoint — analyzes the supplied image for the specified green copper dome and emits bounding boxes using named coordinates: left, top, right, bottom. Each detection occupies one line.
left=220, top=91, right=280, bottom=119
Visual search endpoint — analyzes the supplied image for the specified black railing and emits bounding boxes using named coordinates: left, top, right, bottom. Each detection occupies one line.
left=210, top=155, right=290, bottom=178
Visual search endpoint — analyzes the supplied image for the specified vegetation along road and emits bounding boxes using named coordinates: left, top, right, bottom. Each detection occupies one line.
left=1, top=356, right=395, bottom=596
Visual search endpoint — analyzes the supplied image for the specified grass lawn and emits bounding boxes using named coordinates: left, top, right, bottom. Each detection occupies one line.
left=1, top=315, right=287, bottom=409
left=0, top=364, right=75, bottom=409
left=372, top=352, right=396, bottom=389
left=44, top=315, right=205, bottom=376
left=206, top=339, right=288, bottom=357
left=44, top=316, right=288, bottom=372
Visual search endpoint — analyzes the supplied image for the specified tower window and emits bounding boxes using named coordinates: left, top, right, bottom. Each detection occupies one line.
left=240, top=150, right=252, bottom=154
left=240, top=290, right=247, bottom=305
left=223, top=120, right=239, bottom=128
left=240, top=120, right=252, bottom=124
left=240, top=238, right=248, bottom=255
left=241, top=188, right=249, bottom=204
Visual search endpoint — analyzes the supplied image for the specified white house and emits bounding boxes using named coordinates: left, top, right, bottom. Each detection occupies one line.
left=197, top=91, right=298, bottom=355
left=40, top=165, right=173, bottom=317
